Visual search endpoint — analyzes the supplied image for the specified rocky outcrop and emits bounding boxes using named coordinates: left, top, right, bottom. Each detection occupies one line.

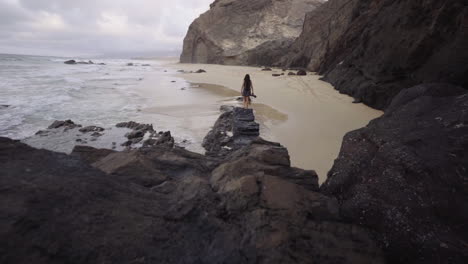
left=203, top=106, right=260, bottom=157
left=321, top=84, right=468, bottom=263
left=180, top=0, right=324, bottom=65
left=283, top=0, right=468, bottom=109
left=0, top=107, right=385, bottom=264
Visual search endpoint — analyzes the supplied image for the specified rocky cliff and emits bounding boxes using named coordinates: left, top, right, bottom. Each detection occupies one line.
left=284, top=0, right=468, bottom=109
left=322, top=84, right=468, bottom=263
left=0, top=107, right=385, bottom=264
left=180, top=0, right=324, bottom=65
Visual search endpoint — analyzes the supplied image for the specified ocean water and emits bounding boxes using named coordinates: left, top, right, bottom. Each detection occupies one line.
left=0, top=54, right=240, bottom=153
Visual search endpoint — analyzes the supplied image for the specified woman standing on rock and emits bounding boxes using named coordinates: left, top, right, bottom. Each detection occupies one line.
left=241, top=74, right=255, bottom=108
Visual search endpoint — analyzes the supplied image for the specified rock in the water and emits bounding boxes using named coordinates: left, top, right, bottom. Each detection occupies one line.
left=116, top=121, right=153, bottom=132
left=262, top=68, right=272, bottom=71
left=127, top=63, right=134, bottom=66
left=79, top=126, right=105, bottom=133
left=47, top=120, right=80, bottom=130
left=288, top=72, right=296, bottom=76
left=272, top=74, right=281, bottom=77
left=297, top=70, right=307, bottom=76
left=195, top=69, right=206, bottom=73
left=321, top=84, right=468, bottom=264
left=64, top=60, right=77, bottom=65
left=180, top=0, right=324, bottom=65
left=0, top=105, right=10, bottom=109
left=283, top=0, right=468, bottom=109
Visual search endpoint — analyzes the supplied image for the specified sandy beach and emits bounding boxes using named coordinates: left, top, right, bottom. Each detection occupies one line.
left=169, top=63, right=383, bottom=183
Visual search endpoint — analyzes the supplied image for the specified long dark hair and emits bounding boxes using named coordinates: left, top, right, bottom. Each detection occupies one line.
left=243, top=74, right=252, bottom=89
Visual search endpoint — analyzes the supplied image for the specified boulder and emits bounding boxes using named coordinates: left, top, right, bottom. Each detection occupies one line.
left=297, top=70, right=307, bottom=76
left=64, top=60, right=77, bottom=65
left=288, top=72, right=296, bottom=76
left=195, top=69, right=206, bottom=73
left=272, top=74, right=281, bottom=77
left=180, top=0, right=324, bottom=65
left=322, top=84, right=468, bottom=263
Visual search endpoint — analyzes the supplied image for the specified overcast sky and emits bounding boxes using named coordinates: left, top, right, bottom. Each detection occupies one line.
left=0, top=0, right=213, bottom=57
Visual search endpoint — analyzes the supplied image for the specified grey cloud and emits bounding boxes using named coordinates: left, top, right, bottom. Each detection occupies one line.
left=0, top=0, right=213, bottom=57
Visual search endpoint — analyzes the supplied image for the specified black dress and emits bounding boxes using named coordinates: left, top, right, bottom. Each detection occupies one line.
left=242, top=84, right=252, bottom=96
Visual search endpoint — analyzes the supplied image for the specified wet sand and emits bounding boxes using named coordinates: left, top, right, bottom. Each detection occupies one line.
left=170, top=63, right=383, bottom=183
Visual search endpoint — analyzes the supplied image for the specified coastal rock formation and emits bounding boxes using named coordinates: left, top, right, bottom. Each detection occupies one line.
left=322, top=84, right=468, bottom=263
left=180, top=0, right=324, bottom=65
left=0, top=107, right=385, bottom=264
left=203, top=106, right=260, bottom=157
left=283, top=0, right=468, bottom=109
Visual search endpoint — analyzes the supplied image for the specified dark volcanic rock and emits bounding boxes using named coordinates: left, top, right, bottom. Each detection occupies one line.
left=195, top=69, right=206, bottom=73
left=0, top=132, right=384, bottom=264
left=297, top=70, right=307, bottom=76
left=203, top=106, right=260, bottom=157
left=64, top=60, right=76, bottom=65
left=71, top=145, right=115, bottom=164
left=116, top=121, right=153, bottom=132
left=288, top=72, right=296, bottom=76
left=180, top=0, right=323, bottom=65
left=79, top=126, right=105, bottom=133
left=47, top=120, right=80, bottom=130
left=283, top=0, right=468, bottom=109
left=272, top=74, right=281, bottom=77
left=321, top=84, right=468, bottom=263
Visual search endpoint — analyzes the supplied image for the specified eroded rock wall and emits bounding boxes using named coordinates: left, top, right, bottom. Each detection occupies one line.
left=285, top=0, right=468, bottom=109
left=180, top=0, right=324, bottom=65
left=322, top=84, right=468, bottom=263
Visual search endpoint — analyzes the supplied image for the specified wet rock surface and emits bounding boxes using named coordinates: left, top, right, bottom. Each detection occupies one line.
left=0, top=107, right=385, bottom=264
left=322, top=84, right=468, bottom=263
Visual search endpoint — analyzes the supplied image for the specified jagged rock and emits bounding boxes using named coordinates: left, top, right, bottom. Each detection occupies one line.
left=79, top=126, right=105, bottom=133
left=203, top=106, right=260, bottom=157
left=297, top=70, right=307, bottom=76
left=272, top=74, right=281, bottom=77
left=180, top=0, right=324, bottom=65
left=47, top=120, right=80, bottom=130
left=116, top=121, right=153, bottom=133
left=321, top=84, right=468, bottom=263
left=288, top=72, right=296, bottom=76
left=283, top=0, right=468, bottom=109
left=0, top=131, right=384, bottom=263
left=64, top=60, right=76, bottom=65
left=195, top=69, right=206, bottom=73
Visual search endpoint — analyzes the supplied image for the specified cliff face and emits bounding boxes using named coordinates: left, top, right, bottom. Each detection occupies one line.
left=285, top=0, right=468, bottom=109
left=180, top=0, right=324, bottom=65
left=322, top=84, right=468, bottom=263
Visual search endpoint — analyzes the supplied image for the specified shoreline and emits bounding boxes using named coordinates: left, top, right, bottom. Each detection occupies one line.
left=168, top=62, right=383, bottom=183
